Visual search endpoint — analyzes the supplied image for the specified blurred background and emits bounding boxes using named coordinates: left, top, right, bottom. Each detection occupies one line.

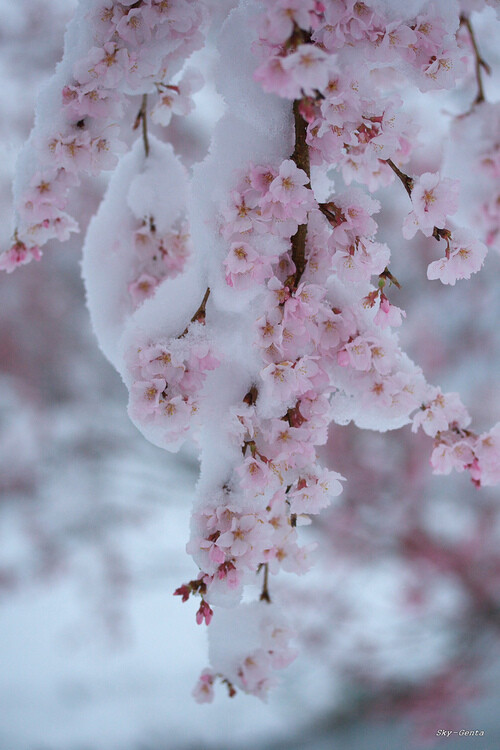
left=1, top=2, right=500, bottom=748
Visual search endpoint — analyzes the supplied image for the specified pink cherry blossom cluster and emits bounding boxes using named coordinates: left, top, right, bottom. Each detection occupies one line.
left=412, top=389, right=500, bottom=487
left=5, top=0, right=500, bottom=713
left=398, top=171, right=488, bottom=285
left=127, top=327, right=220, bottom=450
left=177, top=157, right=431, bottom=681
left=128, top=218, right=190, bottom=307
left=192, top=603, right=297, bottom=702
left=253, top=1, right=465, bottom=191
left=0, top=0, right=207, bottom=273
left=172, top=0, right=499, bottom=690
left=177, top=147, right=498, bottom=674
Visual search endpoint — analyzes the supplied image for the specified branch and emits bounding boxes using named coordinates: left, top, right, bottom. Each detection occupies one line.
left=133, top=93, right=150, bottom=157
left=259, top=562, right=271, bottom=603
left=179, top=287, right=210, bottom=337
left=290, top=100, right=311, bottom=285
left=460, top=15, right=491, bottom=107
left=385, top=158, right=414, bottom=197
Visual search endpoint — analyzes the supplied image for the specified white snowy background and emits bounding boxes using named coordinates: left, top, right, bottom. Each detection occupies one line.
left=1, top=2, right=500, bottom=749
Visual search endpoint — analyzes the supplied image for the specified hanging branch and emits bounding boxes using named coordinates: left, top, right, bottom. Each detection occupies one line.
left=460, top=15, right=491, bottom=107
left=385, top=158, right=414, bottom=197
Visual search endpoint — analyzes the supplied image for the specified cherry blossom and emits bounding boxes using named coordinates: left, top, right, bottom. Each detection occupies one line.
left=402, top=173, right=460, bottom=240
left=3, top=0, right=500, bottom=712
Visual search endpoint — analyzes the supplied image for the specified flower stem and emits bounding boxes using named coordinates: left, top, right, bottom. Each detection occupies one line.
left=134, top=94, right=150, bottom=158
left=259, top=562, right=271, bottom=603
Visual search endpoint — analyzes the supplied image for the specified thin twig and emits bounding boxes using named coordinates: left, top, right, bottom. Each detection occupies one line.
left=259, top=562, right=271, bottom=603
left=460, top=15, right=491, bottom=107
left=179, top=287, right=210, bottom=337
left=385, top=158, right=414, bottom=197
left=133, top=94, right=150, bottom=157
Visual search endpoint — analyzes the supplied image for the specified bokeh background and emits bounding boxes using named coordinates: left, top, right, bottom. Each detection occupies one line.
left=1, top=2, right=500, bottom=748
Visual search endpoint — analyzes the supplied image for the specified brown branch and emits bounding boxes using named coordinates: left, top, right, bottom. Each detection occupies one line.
left=179, top=287, right=210, bottom=337
left=259, top=562, right=271, bottom=603
left=133, top=94, right=150, bottom=157
left=290, top=100, right=311, bottom=286
left=385, top=158, right=414, bottom=197
left=460, top=15, right=491, bottom=107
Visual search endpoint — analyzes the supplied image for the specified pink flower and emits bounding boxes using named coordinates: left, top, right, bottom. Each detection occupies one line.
left=116, top=8, right=151, bottom=45
left=47, top=132, right=92, bottom=173
left=0, top=241, right=41, bottom=273
left=139, top=345, right=185, bottom=382
left=192, top=669, right=215, bottom=703
left=474, top=423, right=500, bottom=487
left=237, top=650, right=276, bottom=697
left=128, top=273, right=159, bottom=307
left=161, top=395, right=193, bottom=430
left=249, top=164, right=278, bottom=193
left=254, top=56, right=300, bottom=99
left=224, top=242, right=274, bottom=289
left=74, top=43, right=129, bottom=88
left=217, top=514, right=268, bottom=559
left=431, top=439, right=475, bottom=475
left=221, top=191, right=259, bottom=236
left=130, top=378, right=166, bottom=419
left=236, top=456, right=271, bottom=491
left=260, top=0, right=317, bottom=44
left=261, top=361, right=298, bottom=403
left=256, top=308, right=283, bottom=349
left=339, top=337, right=372, bottom=371
left=282, top=44, right=330, bottom=96
left=412, top=390, right=470, bottom=438
left=289, top=468, right=344, bottom=514
left=373, top=296, right=406, bottom=328
left=151, top=68, right=203, bottom=126
left=427, top=229, right=488, bottom=285
left=268, top=160, right=311, bottom=204
left=403, top=173, right=460, bottom=239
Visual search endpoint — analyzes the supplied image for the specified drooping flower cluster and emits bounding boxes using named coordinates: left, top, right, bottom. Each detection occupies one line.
left=0, top=0, right=207, bottom=273
left=127, top=325, right=220, bottom=451
left=192, top=602, right=297, bottom=702
left=253, top=1, right=466, bottom=191
left=172, top=0, right=499, bottom=689
left=412, top=389, right=500, bottom=487
left=252, top=0, right=489, bottom=287
left=5, top=0, right=500, bottom=711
